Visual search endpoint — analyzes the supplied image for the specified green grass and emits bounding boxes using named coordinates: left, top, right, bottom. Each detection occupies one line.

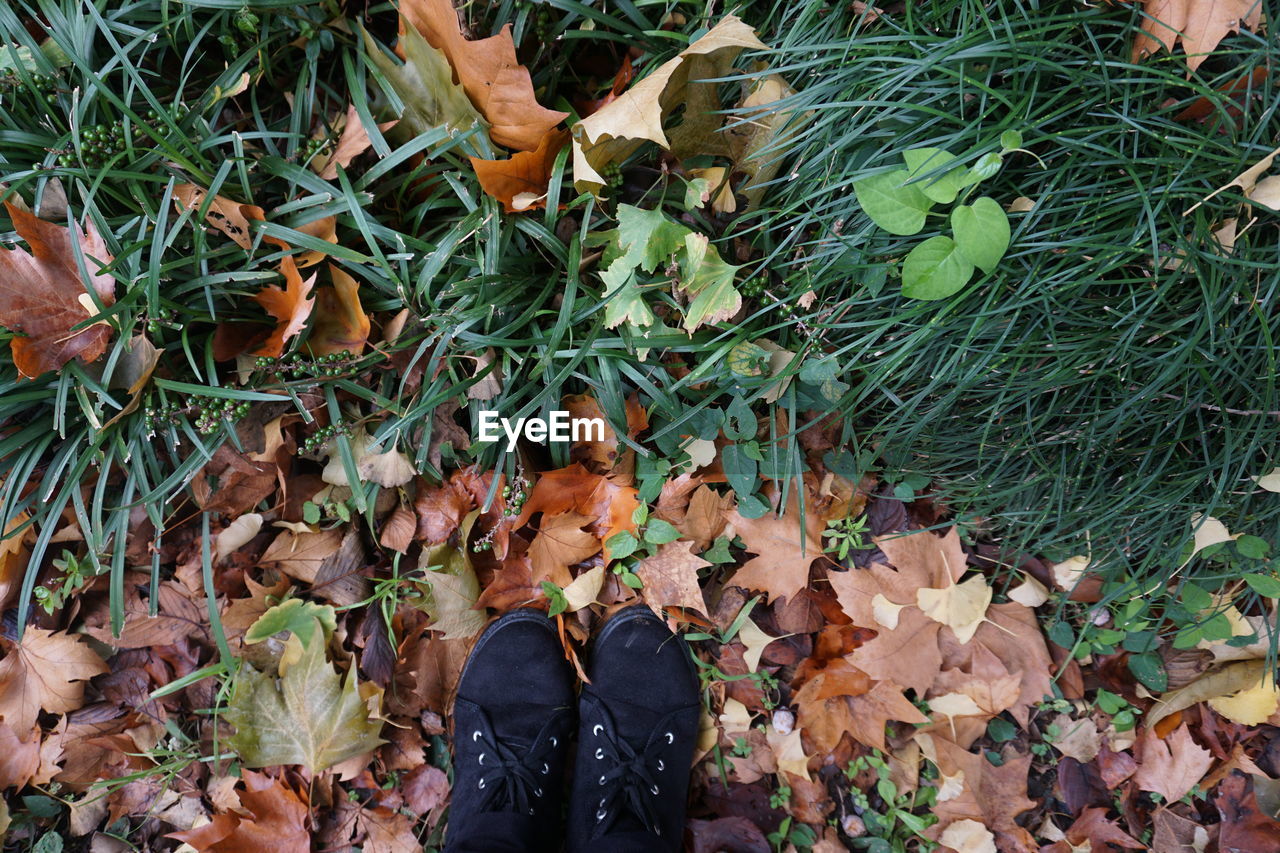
left=1, top=0, right=1277, bottom=652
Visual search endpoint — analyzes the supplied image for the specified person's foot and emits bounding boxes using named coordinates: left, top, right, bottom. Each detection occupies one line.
left=446, top=609, right=576, bottom=853
left=567, top=606, right=700, bottom=852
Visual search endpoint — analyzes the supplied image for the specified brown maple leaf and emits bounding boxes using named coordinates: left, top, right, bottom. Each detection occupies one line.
left=1041, top=807, right=1144, bottom=853
left=414, top=477, right=473, bottom=543
left=920, top=733, right=1038, bottom=852
left=169, top=770, right=310, bottom=853
left=399, top=0, right=568, bottom=151
left=635, top=540, right=711, bottom=618
left=528, top=511, right=601, bottom=587
left=1215, top=770, right=1280, bottom=853
left=471, top=128, right=571, bottom=213
left=1134, top=722, right=1214, bottom=803
left=514, top=463, right=639, bottom=560
left=251, top=256, right=316, bottom=358
left=725, top=488, right=825, bottom=604
left=0, top=201, right=116, bottom=378
left=1124, top=0, right=1264, bottom=71
left=0, top=627, right=108, bottom=733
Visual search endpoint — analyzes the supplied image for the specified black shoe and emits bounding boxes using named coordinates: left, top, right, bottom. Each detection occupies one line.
left=567, top=606, right=700, bottom=852
left=446, top=609, right=576, bottom=853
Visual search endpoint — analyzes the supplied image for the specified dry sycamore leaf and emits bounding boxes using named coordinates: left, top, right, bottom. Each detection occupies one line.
left=0, top=628, right=108, bottom=733
left=1126, top=0, right=1264, bottom=71
left=259, top=529, right=344, bottom=584
left=366, top=21, right=485, bottom=144
left=513, top=463, right=639, bottom=562
left=215, top=513, right=263, bottom=561
left=470, top=128, right=571, bottom=213
left=225, top=620, right=385, bottom=772
left=635, top=540, right=711, bottom=617
left=919, top=733, right=1038, bottom=851
left=1134, top=722, right=1213, bottom=803
left=399, top=0, right=567, bottom=151
left=306, top=265, right=370, bottom=357
left=0, top=201, right=116, bottom=378
left=168, top=769, right=310, bottom=853
left=417, top=530, right=487, bottom=641
left=1047, top=712, right=1103, bottom=763
left=916, top=575, right=993, bottom=645
left=251, top=256, right=316, bottom=358
left=723, top=72, right=811, bottom=209
left=1190, top=144, right=1280, bottom=213
left=379, top=504, right=417, bottom=554
left=726, top=490, right=825, bottom=604
left=312, top=103, right=394, bottom=180
left=528, top=511, right=601, bottom=587
left=173, top=184, right=256, bottom=250
left=572, top=16, right=767, bottom=195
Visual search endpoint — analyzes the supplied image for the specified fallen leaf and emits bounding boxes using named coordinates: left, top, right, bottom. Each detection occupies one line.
left=572, top=16, right=767, bottom=194
left=0, top=201, right=116, bottom=378
left=307, top=265, right=371, bottom=356
left=399, top=0, right=566, bottom=151
left=724, top=72, right=811, bottom=209
left=1147, top=658, right=1270, bottom=728
left=514, top=463, right=639, bottom=561
left=0, top=721, right=40, bottom=789
left=938, top=819, right=996, bottom=853
left=1134, top=722, right=1213, bottom=803
left=1191, top=143, right=1280, bottom=213
left=916, top=575, right=992, bottom=645
left=369, top=14, right=487, bottom=149
left=1208, top=671, right=1279, bottom=725
left=172, top=184, right=256, bottom=250
left=1215, top=770, right=1280, bottom=853
left=1254, top=468, right=1280, bottom=493
left=0, top=627, right=107, bottom=732
left=1127, top=0, right=1264, bottom=71
left=417, top=519, right=487, bottom=640
left=216, top=513, right=264, bottom=561
left=251, top=256, right=316, bottom=358
left=314, top=104, right=377, bottom=179
left=259, top=528, right=344, bottom=583
left=225, top=619, right=386, bottom=772
left=727, top=489, right=825, bottom=604
left=528, top=511, right=600, bottom=587
left=562, top=565, right=605, bottom=612
left=635, top=540, right=711, bottom=617
left=471, top=128, right=570, bottom=212
left=380, top=504, right=417, bottom=553
left=919, top=733, right=1037, bottom=851
left=1007, top=573, right=1050, bottom=607
left=168, top=770, right=310, bottom=853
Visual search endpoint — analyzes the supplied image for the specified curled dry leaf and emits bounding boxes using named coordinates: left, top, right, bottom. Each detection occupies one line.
left=571, top=16, right=767, bottom=195
left=172, top=184, right=256, bottom=250
left=306, top=265, right=370, bottom=356
left=251, top=256, right=316, bottom=358
left=168, top=770, right=310, bottom=853
left=215, top=513, right=263, bottom=561
left=470, top=128, right=571, bottom=213
left=0, top=201, right=116, bottom=378
left=399, top=0, right=567, bottom=151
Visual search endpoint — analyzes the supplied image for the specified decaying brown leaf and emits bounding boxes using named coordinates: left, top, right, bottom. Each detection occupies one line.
left=0, top=627, right=108, bottom=733
left=470, top=128, right=571, bottom=212
left=0, top=201, right=116, bottom=378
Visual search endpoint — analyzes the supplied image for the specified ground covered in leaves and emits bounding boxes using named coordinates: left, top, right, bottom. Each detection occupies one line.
left=2, top=0, right=1280, bottom=851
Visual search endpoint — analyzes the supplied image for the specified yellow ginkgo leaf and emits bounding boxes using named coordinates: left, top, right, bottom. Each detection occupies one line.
left=916, top=575, right=992, bottom=644
left=871, top=592, right=906, bottom=630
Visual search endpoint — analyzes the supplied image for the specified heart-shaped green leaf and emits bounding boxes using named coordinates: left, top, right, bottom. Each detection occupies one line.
left=854, top=170, right=934, bottom=235
left=903, top=147, right=967, bottom=204
left=951, top=197, right=1011, bottom=273
left=902, top=235, right=974, bottom=300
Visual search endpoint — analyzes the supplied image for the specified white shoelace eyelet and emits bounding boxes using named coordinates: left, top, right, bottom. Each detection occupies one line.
left=596, top=808, right=607, bottom=821
left=664, top=731, right=674, bottom=744
left=473, top=730, right=482, bottom=742
left=656, top=759, right=665, bottom=771
left=534, top=787, right=543, bottom=797
left=599, top=797, right=607, bottom=808
left=541, top=762, right=550, bottom=774
left=598, top=775, right=606, bottom=785
left=593, top=724, right=603, bottom=737
left=550, top=736, right=558, bottom=747
left=595, top=748, right=604, bottom=760
left=650, top=784, right=660, bottom=795
left=477, top=753, right=485, bottom=765
left=478, top=778, right=486, bottom=790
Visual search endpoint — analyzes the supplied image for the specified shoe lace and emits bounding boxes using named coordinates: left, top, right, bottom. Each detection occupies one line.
left=467, top=709, right=562, bottom=817
left=587, top=712, right=676, bottom=837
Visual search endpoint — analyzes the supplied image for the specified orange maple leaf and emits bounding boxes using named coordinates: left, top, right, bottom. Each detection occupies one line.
left=0, top=202, right=116, bottom=378
left=725, top=488, right=826, bottom=604
left=251, top=256, right=316, bottom=358
left=400, top=0, right=568, bottom=151
left=514, top=463, right=639, bottom=561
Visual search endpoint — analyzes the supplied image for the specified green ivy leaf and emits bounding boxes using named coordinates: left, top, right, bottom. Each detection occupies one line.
left=1127, top=652, right=1168, bottom=692
left=951, top=197, right=1010, bottom=273
left=902, top=147, right=967, bottom=204
left=901, top=235, right=974, bottom=300
left=644, top=518, right=681, bottom=545
left=678, top=233, right=743, bottom=332
left=1244, top=573, right=1280, bottom=598
left=853, top=170, right=934, bottom=235
left=721, top=443, right=759, bottom=498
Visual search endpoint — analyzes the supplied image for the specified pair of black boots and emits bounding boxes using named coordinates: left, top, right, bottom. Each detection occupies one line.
left=445, top=606, right=701, bottom=853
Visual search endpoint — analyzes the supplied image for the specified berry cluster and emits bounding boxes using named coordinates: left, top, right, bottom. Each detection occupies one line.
left=193, top=397, right=251, bottom=434
left=56, top=106, right=189, bottom=168
left=530, top=4, right=556, bottom=40
left=301, top=422, right=349, bottom=454
left=254, top=350, right=356, bottom=379
left=599, top=162, right=624, bottom=189
left=739, top=277, right=766, bottom=298
left=143, top=399, right=184, bottom=432
left=4, top=70, right=61, bottom=105
left=300, top=135, right=332, bottom=163
left=470, top=479, right=529, bottom=553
